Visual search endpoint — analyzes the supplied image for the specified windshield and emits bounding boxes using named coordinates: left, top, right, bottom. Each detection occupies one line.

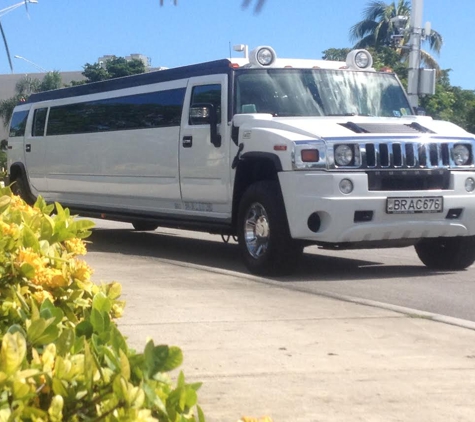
left=234, top=69, right=412, bottom=118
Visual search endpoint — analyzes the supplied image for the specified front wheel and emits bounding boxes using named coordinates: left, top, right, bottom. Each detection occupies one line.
left=238, top=181, right=303, bottom=276
left=415, top=236, right=475, bottom=270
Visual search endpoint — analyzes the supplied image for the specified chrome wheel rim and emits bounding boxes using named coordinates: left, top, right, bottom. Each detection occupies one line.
left=244, top=202, right=270, bottom=259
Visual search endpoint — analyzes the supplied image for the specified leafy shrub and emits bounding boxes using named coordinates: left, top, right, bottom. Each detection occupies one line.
left=0, top=187, right=204, bottom=421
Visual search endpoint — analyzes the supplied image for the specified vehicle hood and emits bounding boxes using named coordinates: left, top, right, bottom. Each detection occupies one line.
left=233, top=114, right=474, bottom=141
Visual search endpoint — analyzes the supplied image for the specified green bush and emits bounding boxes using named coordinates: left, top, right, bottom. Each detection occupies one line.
left=0, top=187, right=204, bottom=421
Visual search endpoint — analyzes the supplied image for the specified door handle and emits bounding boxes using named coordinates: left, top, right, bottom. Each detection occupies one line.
left=182, top=136, right=193, bottom=148
left=25, top=144, right=31, bottom=152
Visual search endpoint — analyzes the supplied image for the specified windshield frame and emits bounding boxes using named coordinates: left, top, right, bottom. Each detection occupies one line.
left=232, top=68, right=413, bottom=119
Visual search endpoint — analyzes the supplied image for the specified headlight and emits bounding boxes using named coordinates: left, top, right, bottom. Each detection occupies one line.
left=453, top=144, right=470, bottom=166
left=334, top=144, right=353, bottom=166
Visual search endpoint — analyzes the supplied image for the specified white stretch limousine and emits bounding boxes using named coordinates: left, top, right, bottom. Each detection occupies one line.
left=7, top=46, right=475, bottom=275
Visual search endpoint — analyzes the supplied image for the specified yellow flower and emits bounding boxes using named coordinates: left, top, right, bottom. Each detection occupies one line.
left=16, top=248, right=69, bottom=289
left=32, top=289, right=54, bottom=304
left=17, top=248, right=43, bottom=270
left=0, top=221, right=17, bottom=237
left=71, top=260, right=93, bottom=282
left=64, top=238, right=87, bottom=256
left=47, top=270, right=69, bottom=289
left=10, top=194, right=37, bottom=215
left=112, top=303, right=125, bottom=319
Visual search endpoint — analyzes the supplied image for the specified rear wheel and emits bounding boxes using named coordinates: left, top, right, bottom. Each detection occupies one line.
left=238, top=181, right=303, bottom=276
left=415, top=236, right=475, bottom=270
left=132, top=222, right=159, bottom=231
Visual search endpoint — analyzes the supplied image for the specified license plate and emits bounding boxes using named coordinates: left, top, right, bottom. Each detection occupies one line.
left=386, top=196, right=443, bottom=214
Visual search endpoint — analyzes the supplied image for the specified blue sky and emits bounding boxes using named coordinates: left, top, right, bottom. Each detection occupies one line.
left=1, top=0, right=474, bottom=89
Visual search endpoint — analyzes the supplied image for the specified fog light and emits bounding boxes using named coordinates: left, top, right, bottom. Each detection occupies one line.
left=339, top=178, right=354, bottom=194
left=307, top=212, right=321, bottom=233
left=465, top=177, right=475, bottom=192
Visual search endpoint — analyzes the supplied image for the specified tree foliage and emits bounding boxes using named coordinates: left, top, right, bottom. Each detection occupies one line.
left=0, top=72, right=63, bottom=131
left=82, top=58, right=146, bottom=83
left=321, top=48, right=351, bottom=61
left=420, top=70, right=475, bottom=133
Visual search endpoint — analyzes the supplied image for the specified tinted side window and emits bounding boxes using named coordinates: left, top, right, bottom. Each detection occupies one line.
left=47, top=88, right=186, bottom=136
left=32, top=108, right=48, bottom=137
left=9, top=110, right=29, bottom=137
left=190, top=84, right=221, bottom=125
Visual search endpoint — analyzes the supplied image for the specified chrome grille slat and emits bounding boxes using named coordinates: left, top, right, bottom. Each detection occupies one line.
left=337, top=140, right=475, bottom=170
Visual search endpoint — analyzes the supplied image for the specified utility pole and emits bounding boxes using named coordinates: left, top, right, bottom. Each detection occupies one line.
left=407, top=0, right=424, bottom=109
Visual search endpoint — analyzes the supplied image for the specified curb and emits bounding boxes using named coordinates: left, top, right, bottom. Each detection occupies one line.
left=154, top=256, right=475, bottom=332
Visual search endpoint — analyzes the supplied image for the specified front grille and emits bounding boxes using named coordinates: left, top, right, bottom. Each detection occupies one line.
left=364, top=141, right=452, bottom=168
left=329, top=139, right=475, bottom=170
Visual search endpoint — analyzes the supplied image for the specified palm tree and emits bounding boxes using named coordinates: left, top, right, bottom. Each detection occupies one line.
left=350, top=0, right=443, bottom=69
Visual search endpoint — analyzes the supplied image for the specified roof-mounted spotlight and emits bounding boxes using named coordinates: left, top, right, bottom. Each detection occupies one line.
left=249, top=46, right=277, bottom=67
left=345, top=49, right=373, bottom=70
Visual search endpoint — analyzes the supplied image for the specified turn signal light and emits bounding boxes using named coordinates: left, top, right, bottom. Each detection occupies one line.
left=301, top=149, right=319, bottom=162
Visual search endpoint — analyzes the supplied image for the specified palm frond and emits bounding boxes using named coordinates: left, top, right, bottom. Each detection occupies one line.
left=0, top=20, right=13, bottom=73
left=425, top=29, right=443, bottom=54
left=362, top=1, right=387, bottom=22
left=353, top=34, right=378, bottom=49
left=23, top=0, right=30, bottom=18
left=350, top=20, right=378, bottom=41
left=420, top=50, right=440, bottom=71
left=242, top=0, right=266, bottom=13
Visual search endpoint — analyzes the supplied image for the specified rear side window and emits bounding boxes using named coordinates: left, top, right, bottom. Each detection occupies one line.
left=9, top=110, right=29, bottom=137
left=47, top=88, right=186, bottom=136
left=32, top=108, right=48, bottom=137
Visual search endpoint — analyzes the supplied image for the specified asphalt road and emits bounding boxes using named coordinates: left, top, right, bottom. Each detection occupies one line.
left=86, top=219, right=475, bottom=323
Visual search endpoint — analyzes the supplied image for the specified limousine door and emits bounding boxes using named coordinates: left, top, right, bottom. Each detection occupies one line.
left=179, top=75, right=231, bottom=218
left=24, top=107, right=49, bottom=192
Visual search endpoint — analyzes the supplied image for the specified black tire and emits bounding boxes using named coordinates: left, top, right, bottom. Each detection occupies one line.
left=132, top=222, right=159, bottom=231
left=10, top=175, right=35, bottom=205
left=415, top=236, right=475, bottom=270
left=237, top=180, right=303, bottom=276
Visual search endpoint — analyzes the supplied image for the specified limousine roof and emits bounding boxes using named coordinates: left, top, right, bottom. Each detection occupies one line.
left=26, top=59, right=234, bottom=104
